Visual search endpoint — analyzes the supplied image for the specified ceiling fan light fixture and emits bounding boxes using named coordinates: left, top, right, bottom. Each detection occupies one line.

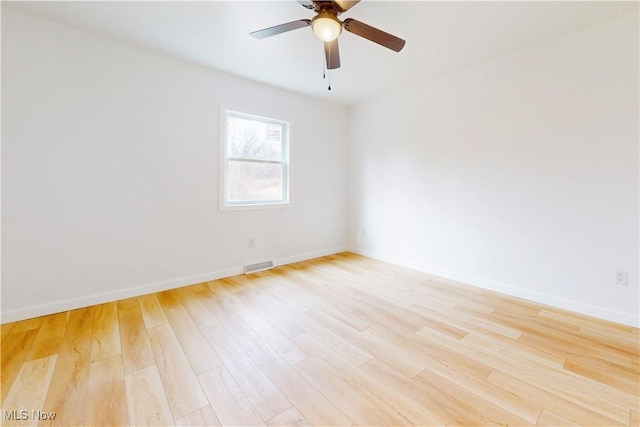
left=311, top=12, right=342, bottom=42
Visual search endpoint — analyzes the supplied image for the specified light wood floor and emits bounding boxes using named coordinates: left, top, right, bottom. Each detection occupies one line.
left=1, top=253, right=638, bottom=426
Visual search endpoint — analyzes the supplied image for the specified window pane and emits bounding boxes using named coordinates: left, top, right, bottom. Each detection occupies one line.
left=227, top=115, right=283, bottom=161
left=228, top=160, right=284, bottom=202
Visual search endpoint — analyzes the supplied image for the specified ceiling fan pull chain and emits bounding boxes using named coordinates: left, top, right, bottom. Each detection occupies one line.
left=322, top=52, right=326, bottom=79
left=327, top=46, right=332, bottom=90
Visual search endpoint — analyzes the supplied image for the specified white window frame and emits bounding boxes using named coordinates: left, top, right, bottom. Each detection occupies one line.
left=220, top=108, right=291, bottom=211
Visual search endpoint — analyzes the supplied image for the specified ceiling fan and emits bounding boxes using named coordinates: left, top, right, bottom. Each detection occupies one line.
left=250, top=0, right=406, bottom=71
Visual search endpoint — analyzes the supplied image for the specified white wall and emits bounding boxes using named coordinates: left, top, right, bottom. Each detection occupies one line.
left=348, top=12, right=639, bottom=326
left=3, top=7, right=638, bottom=328
left=1, top=9, right=348, bottom=322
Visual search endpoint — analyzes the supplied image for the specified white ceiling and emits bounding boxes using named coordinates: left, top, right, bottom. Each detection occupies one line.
left=4, top=1, right=638, bottom=105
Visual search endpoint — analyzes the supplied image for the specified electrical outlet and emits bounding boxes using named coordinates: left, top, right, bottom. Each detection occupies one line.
left=248, top=238, right=255, bottom=248
left=614, top=270, right=629, bottom=286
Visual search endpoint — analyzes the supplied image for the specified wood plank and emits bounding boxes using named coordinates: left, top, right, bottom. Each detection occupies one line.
left=231, top=289, right=306, bottom=338
left=577, top=325, right=639, bottom=355
left=453, top=300, right=496, bottom=316
left=85, top=355, right=128, bottom=426
left=117, top=299, right=154, bottom=374
left=124, top=365, right=174, bottom=427
left=564, top=355, right=639, bottom=396
left=487, top=370, right=626, bottom=426
left=293, top=333, right=445, bottom=426
left=536, top=409, right=581, bottom=426
left=1, top=322, right=16, bottom=344
left=361, top=357, right=484, bottom=426
left=147, top=323, right=208, bottom=419
left=454, top=330, right=633, bottom=424
left=1, top=355, right=57, bottom=426
left=413, top=367, right=532, bottom=426
left=233, top=330, right=354, bottom=426
left=491, top=307, right=580, bottom=335
left=282, top=273, right=364, bottom=316
left=163, top=305, right=222, bottom=374
left=175, top=405, right=221, bottom=427
left=195, top=287, right=252, bottom=337
left=272, top=285, right=372, bottom=331
left=305, top=308, right=424, bottom=378
left=294, top=356, right=390, bottom=426
left=10, top=317, right=45, bottom=333
left=316, top=277, right=430, bottom=334
left=538, top=308, right=635, bottom=333
left=365, top=324, right=494, bottom=380
left=518, top=319, right=635, bottom=369
left=40, top=307, right=93, bottom=426
left=174, top=286, right=219, bottom=328
left=91, top=302, right=121, bottom=362
left=409, top=306, right=469, bottom=340
left=410, top=302, right=523, bottom=340
left=1, top=329, right=38, bottom=404
left=420, top=325, right=566, bottom=370
left=26, top=313, right=68, bottom=362
left=353, top=303, right=431, bottom=335
left=116, top=298, right=138, bottom=309
left=201, top=324, right=291, bottom=421
left=266, top=407, right=311, bottom=427
left=206, top=288, right=309, bottom=365
left=198, top=366, right=265, bottom=427
left=156, top=290, right=182, bottom=311
left=294, top=314, right=373, bottom=367
left=138, top=294, right=168, bottom=329
left=419, top=317, right=634, bottom=420
left=408, top=339, right=542, bottom=423
left=187, top=281, right=210, bottom=293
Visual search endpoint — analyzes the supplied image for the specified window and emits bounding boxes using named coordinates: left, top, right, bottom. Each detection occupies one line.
left=221, top=110, right=290, bottom=209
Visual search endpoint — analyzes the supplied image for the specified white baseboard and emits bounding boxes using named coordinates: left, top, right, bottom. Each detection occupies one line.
left=7, top=245, right=635, bottom=327
left=349, top=247, right=639, bottom=328
left=274, top=246, right=348, bottom=267
left=1, top=267, right=242, bottom=323
left=1, top=246, right=348, bottom=323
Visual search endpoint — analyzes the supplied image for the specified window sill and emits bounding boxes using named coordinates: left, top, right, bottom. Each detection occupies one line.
left=219, top=202, right=291, bottom=212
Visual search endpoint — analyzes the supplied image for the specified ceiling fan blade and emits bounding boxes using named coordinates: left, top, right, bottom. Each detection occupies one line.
left=324, top=39, right=341, bottom=69
left=250, top=19, right=311, bottom=39
left=343, top=18, right=406, bottom=52
left=333, top=0, right=360, bottom=12
left=297, top=0, right=316, bottom=10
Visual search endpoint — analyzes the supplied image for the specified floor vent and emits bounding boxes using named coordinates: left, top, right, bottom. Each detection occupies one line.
left=244, top=260, right=274, bottom=274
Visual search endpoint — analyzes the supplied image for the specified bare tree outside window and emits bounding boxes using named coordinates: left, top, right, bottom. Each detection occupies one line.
left=222, top=111, right=289, bottom=207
